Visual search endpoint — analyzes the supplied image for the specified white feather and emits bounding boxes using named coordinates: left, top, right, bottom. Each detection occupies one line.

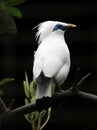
left=35, top=21, right=68, bottom=44
left=36, top=79, right=53, bottom=99
left=33, top=21, right=71, bottom=99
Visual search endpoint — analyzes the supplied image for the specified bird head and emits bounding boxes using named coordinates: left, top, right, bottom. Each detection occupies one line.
left=34, top=21, right=76, bottom=44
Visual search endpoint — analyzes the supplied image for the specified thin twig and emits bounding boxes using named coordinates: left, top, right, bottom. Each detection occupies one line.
left=40, top=107, right=51, bottom=130
left=8, top=99, right=15, bottom=109
left=77, top=73, right=91, bottom=87
left=0, top=98, right=7, bottom=112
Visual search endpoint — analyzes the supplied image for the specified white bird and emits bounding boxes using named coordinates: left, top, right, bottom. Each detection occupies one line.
left=33, top=21, right=76, bottom=99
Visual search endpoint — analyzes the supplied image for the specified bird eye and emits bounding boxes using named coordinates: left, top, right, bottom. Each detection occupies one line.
left=53, top=24, right=62, bottom=31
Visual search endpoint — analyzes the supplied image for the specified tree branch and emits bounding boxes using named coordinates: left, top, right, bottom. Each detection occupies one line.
left=0, top=72, right=97, bottom=129
left=0, top=98, right=7, bottom=113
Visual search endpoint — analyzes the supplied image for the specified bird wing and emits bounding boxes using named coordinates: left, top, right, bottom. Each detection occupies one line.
left=33, top=58, right=42, bottom=79
left=43, top=56, right=64, bottom=78
left=33, top=36, right=69, bottom=80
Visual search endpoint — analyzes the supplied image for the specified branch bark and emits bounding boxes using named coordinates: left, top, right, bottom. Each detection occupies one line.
left=0, top=87, right=97, bottom=129
left=0, top=73, right=97, bottom=129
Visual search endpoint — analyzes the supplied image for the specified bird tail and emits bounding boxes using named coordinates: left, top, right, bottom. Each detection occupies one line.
left=36, top=72, right=53, bottom=99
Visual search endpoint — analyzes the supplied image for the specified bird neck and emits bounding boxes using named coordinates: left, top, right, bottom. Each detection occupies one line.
left=51, top=30, right=65, bottom=40
left=38, top=30, right=65, bottom=45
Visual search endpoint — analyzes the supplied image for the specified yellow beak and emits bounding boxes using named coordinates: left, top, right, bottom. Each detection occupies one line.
left=68, top=24, right=76, bottom=28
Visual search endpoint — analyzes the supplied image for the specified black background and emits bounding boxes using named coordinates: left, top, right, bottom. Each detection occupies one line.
left=0, top=0, right=97, bottom=129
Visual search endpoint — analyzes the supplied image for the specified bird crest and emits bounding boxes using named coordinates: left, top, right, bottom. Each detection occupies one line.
left=33, top=21, right=76, bottom=45
left=34, top=21, right=55, bottom=44
left=33, top=21, right=66, bottom=44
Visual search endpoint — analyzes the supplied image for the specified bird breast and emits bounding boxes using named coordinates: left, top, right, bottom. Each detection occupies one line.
left=33, top=34, right=70, bottom=81
left=36, top=35, right=69, bottom=61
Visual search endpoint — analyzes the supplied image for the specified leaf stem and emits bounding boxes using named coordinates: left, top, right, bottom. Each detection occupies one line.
left=37, top=113, right=41, bottom=130
left=40, top=107, right=51, bottom=130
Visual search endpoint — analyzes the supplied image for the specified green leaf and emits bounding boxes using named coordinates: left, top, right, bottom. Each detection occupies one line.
left=7, top=6, right=23, bottom=18
left=23, top=72, right=30, bottom=98
left=23, top=81, right=30, bottom=98
left=0, top=1, right=7, bottom=11
left=31, top=111, right=39, bottom=121
left=0, top=78, right=14, bottom=86
left=51, top=83, right=55, bottom=96
left=4, top=0, right=26, bottom=7
left=40, top=110, right=46, bottom=118
left=24, top=114, right=30, bottom=122
left=0, top=11, right=17, bottom=34
left=25, top=98, right=29, bottom=105
left=31, top=95, right=36, bottom=103
left=30, top=80, right=36, bottom=99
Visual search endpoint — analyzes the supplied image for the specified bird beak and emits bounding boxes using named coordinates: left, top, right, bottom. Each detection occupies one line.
left=67, top=24, right=76, bottom=28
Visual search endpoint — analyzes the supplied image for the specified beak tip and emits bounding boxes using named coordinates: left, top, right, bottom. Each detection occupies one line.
left=73, top=25, right=76, bottom=27
left=68, top=24, right=76, bottom=28
left=74, top=24, right=77, bottom=27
